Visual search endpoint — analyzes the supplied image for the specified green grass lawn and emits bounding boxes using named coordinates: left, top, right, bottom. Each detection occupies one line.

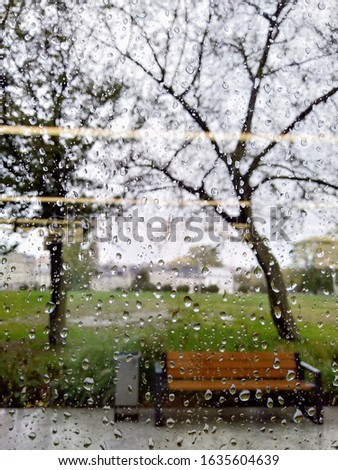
left=0, top=289, right=337, bottom=407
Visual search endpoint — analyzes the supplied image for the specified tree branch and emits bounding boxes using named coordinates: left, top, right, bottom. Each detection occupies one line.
left=255, top=175, right=338, bottom=192
left=245, top=86, right=338, bottom=181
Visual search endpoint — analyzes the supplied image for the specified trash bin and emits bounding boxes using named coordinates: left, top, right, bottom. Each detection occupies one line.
left=115, top=352, right=140, bottom=421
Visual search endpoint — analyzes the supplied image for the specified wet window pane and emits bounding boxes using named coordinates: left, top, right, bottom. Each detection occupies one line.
left=1, top=0, right=337, bottom=451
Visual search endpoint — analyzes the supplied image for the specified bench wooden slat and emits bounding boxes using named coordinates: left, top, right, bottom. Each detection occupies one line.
left=167, top=367, right=297, bottom=380
left=168, top=379, right=315, bottom=392
left=166, top=351, right=295, bottom=362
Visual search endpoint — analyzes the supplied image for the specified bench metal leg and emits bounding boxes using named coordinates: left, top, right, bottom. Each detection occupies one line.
left=154, top=368, right=166, bottom=426
left=297, top=388, right=324, bottom=425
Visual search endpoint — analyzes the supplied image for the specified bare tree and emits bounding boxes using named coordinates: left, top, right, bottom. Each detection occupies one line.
left=99, top=0, right=338, bottom=340
left=2, top=0, right=122, bottom=345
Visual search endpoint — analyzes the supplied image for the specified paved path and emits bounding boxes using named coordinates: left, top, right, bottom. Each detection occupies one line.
left=0, top=407, right=337, bottom=450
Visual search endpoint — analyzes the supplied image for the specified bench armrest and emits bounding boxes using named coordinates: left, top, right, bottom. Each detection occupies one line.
left=299, top=361, right=322, bottom=387
left=300, top=361, right=321, bottom=376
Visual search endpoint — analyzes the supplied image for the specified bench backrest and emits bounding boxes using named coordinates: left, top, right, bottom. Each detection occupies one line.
left=165, top=351, right=298, bottom=381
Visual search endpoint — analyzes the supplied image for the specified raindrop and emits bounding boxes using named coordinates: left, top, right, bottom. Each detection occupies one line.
left=211, top=187, right=218, bottom=196
left=122, top=311, right=130, bottom=320
left=82, top=358, right=90, bottom=370
left=263, top=83, right=271, bottom=93
left=293, top=409, right=303, bottom=423
left=84, top=437, right=92, bottom=448
left=60, top=328, right=68, bottom=339
left=273, top=358, right=280, bottom=369
left=166, top=417, right=175, bottom=428
left=219, top=311, right=228, bottom=320
left=204, top=389, right=213, bottom=401
left=171, top=310, right=179, bottom=323
left=254, top=266, right=262, bottom=278
left=316, top=249, right=324, bottom=258
left=28, top=432, right=36, bottom=440
left=136, top=300, right=142, bottom=310
left=230, top=437, right=237, bottom=446
left=267, top=397, right=273, bottom=408
left=177, top=436, right=184, bottom=447
left=255, top=389, right=263, bottom=400
left=274, top=307, right=281, bottom=319
left=201, top=265, right=210, bottom=276
left=43, top=373, right=50, bottom=384
left=114, top=428, right=123, bottom=439
left=45, top=301, right=56, bottom=314
left=148, top=437, right=155, bottom=449
left=286, top=370, right=296, bottom=381
left=229, top=384, right=236, bottom=395
left=62, top=262, right=71, bottom=271
left=193, top=322, right=201, bottom=331
left=28, top=329, right=36, bottom=340
left=64, top=411, right=72, bottom=419
left=239, top=390, right=250, bottom=402
left=183, top=296, right=192, bottom=307
left=83, top=377, right=94, bottom=392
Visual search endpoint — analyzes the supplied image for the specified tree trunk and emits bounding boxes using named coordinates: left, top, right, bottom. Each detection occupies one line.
left=246, top=222, right=300, bottom=341
left=47, top=240, right=67, bottom=346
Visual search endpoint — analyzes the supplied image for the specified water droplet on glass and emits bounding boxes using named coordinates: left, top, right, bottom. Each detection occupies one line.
left=193, top=322, right=201, bottom=331
left=28, top=329, right=36, bottom=340
left=273, top=358, right=280, bottom=369
left=255, top=389, right=263, bottom=400
left=166, top=417, right=175, bottom=428
left=83, top=377, right=94, bottom=392
left=114, top=428, right=123, bottom=439
left=60, top=328, right=68, bottom=339
left=267, top=397, right=273, bottom=408
left=286, top=370, right=296, bottom=381
left=230, top=437, right=237, bottom=446
left=122, top=311, right=129, bottom=320
left=64, top=411, right=72, bottom=419
left=274, top=307, right=281, bottom=319
left=219, top=311, right=228, bottom=320
left=84, top=437, right=92, bottom=448
left=148, top=437, right=155, bottom=449
left=201, top=265, right=210, bottom=276
left=239, top=390, right=250, bottom=402
left=82, top=358, right=90, bottom=370
left=229, top=384, right=236, bottom=395
left=293, top=409, right=303, bottom=423
left=171, top=310, right=179, bottom=323
left=204, top=389, right=213, bottom=401
left=183, top=296, right=192, bottom=307
left=28, top=432, right=36, bottom=440
left=45, top=301, right=56, bottom=314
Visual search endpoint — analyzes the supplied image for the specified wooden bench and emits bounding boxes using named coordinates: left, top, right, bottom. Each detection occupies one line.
left=154, top=351, right=323, bottom=425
